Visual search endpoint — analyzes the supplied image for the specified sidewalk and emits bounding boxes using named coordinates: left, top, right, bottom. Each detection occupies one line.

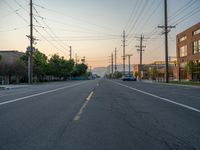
left=141, top=80, right=200, bottom=88
left=0, top=84, right=30, bottom=90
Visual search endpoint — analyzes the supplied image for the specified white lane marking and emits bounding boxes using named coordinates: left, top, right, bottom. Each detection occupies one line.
left=96, top=83, right=99, bottom=87
left=0, top=82, right=87, bottom=106
left=111, top=81, right=200, bottom=113
left=74, top=91, right=94, bottom=121
left=86, top=91, right=94, bottom=101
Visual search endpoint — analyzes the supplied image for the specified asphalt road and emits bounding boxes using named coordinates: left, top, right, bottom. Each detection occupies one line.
left=0, top=79, right=199, bottom=150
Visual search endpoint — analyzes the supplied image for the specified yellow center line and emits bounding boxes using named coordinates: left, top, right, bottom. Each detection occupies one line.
left=73, top=91, right=94, bottom=121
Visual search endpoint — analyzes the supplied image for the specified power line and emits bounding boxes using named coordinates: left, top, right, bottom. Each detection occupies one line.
left=32, top=6, right=69, bottom=53
left=137, top=0, right=162, bottom=33
left=13, top=0, right=29, bottom=13
left=172, top=6, right=200, bottom=26
left=2, top=0, right=29, bottom=23
left=33, top=3, right=119, bottom=34
left=125, top=0, right=160, bottom=48
left=168, top=0, right=197, bottom=22
left=41, top=36, right=121, bottom=41
left=133, top=0, right=156, bottom=33
left=33, top=27, right=67, bottom=56
left=126, top=0, right=148, bottom=37
left=0, top=8, right=23, bottom=20
left=43, top=17, right=119, bottom=37
left=0, top=26, right=28, bottom=32
left=124, top=0, right=140, bottom=30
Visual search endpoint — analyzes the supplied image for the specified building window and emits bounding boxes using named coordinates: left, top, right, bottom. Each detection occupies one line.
left=193, top=40, right=200, bottom=54
left=179, top=36, right=186, bottom=42
left=179, top=45, right=187, bottom=57
left=193, top=28, right=200, bottom=35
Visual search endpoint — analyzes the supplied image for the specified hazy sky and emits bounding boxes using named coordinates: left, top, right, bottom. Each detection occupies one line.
left=0, top=0, right=200, bottom=68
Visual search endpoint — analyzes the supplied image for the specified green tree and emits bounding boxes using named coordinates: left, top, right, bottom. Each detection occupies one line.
left=33, top=50, right=48, bottom=80
left=47, top=54, right=61, bottom=77
left=113, top=71, right=123, bottom=79
left=58, top=58, right=74, bottom=78
left=150, top=67, right=158, bottom=80
left=186, top=60, right=198, bottom=80
left=72, top=63, right=88, bottom=77
left=20, top=50, right=48, bottom=81
left=47, top=54, right=74, bottom=79
left=134, top=71, right=138, bottom=79
left=187, top=61, right=196, bottom=75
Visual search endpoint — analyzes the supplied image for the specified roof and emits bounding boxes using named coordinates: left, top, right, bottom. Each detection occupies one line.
left=0, top=50, right=25, bottom=65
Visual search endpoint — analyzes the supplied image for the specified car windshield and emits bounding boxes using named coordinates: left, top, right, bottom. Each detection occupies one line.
left=0, top=0, right=200, bottom=150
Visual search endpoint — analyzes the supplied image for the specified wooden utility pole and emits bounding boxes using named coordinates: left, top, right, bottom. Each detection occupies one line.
left=164, top=0, right=169, bottom=83
left=122, top=30, right=126, bottom=75
left=114, top=48, right=117, bottom=72
left=126, top=54, right=133, bottom=77
left=69, top=46, right=72, bottom=60
left=158, top=0, right=175, bottom=83
left=75, top=53, right=78, bottom=65
left=136, top=35, right=146, bottom=81
left=111, top=53, right=114, bottom=79
left=28, top=0, right=33, bottom=84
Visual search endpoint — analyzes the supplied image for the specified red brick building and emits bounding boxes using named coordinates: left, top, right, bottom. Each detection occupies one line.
left=176, top=22, right=200, bottom=80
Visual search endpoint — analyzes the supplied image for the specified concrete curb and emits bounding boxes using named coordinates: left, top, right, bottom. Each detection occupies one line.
left=0, top=85, right=29, bottom=90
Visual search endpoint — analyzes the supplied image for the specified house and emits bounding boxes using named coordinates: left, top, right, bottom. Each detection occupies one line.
left=0, top=50, right=25, bottom=84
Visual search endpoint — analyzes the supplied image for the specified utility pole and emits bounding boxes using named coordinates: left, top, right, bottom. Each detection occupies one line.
left=122, top=30, right=126, bottom=75
left=75, top=53, right=78, bottom=65
left=126, top=54, right=133, bottom=77
left=27, top=0, right=38, bottom=84
left=28, top=0, right=33, bottom=84
left=89, top=66, right=92, bottom=72
left=111, top=53, right=114, bottom=79
left=69, top=46, right=72, bottom=60
left=136, top=35, right=146, bottom=81
left=158, top=0, right=175, bottom=83
left=81, top=56, right=86, bottom=64
left=114, top=48, right=117, bottom=72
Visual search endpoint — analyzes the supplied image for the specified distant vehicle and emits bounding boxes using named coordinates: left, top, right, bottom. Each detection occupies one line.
left=122, top=76, right=136, bottom=81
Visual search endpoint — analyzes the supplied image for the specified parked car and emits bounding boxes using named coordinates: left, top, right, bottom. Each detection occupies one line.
left=122, top=76, right=136, bottom=81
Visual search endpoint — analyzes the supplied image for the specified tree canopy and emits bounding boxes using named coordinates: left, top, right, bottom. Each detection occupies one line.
left=1, top=50, right=89, bottom=83
left=72, top=63, right=88, bottom=77
left=47, top=54, right=74, bottom=78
